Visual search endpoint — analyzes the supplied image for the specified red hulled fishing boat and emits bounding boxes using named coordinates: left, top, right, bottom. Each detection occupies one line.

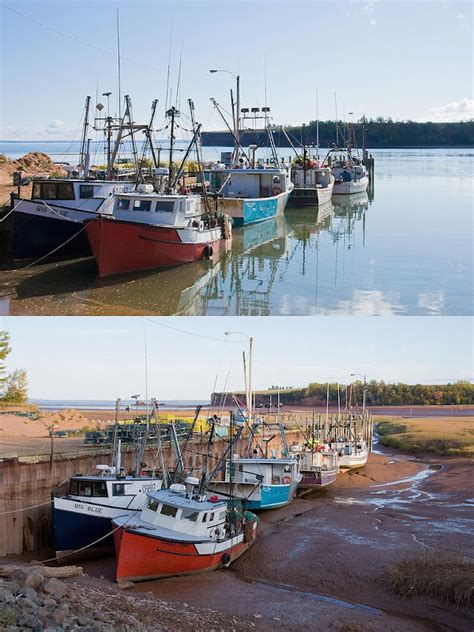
left=112, top=478, right=258, bottom=582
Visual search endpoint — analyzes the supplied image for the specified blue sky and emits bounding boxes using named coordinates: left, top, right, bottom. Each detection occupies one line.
left=1, top=0, right=472, bottom=139
left=1, top=316, right=472, bottom=399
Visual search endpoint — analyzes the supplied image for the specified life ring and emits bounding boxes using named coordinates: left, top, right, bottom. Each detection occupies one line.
left=282, top=475, right=291, bottom=485
left=316, top=445, right=326, bottom=453
left=272, top=186, right=282, bottom=196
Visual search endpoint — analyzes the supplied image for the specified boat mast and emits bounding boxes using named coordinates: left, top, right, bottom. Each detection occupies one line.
left=316, top=88, right=320, bottom=160
left=302, top=123, right=307, bottom=187
left=125, top=95, right=142, bottom=183
left=112, top=397, right=121, bottom=472
left=167, top=106, right=177, bottom=192
left=79, top=96, right=91, bottom=176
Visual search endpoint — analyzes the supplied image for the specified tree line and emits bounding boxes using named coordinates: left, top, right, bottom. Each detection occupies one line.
left=280, top=381, right=474, bottom=406
left=201, top=119, right=474, bottom=149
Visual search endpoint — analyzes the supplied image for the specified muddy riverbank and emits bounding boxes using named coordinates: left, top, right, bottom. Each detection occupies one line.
left=53, top=450, right=472, bottom=631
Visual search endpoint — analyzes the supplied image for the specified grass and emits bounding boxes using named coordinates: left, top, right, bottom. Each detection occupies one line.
left=387, top=551, right=474, bottom=607
left=376, top=416, right=474, bottom=457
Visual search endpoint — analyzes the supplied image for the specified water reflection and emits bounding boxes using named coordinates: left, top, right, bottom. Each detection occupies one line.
left=1, top=149, right=472, bottom=316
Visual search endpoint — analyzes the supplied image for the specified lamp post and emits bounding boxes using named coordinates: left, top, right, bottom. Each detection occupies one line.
left=209, top=69, right=240, bottom=162
left=225, top=331, right=253, bottom=416
left=350, top=373, right=367, bottom=413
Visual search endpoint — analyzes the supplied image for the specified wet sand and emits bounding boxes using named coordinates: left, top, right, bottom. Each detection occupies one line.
left=75, top=447, right=473, bottom=631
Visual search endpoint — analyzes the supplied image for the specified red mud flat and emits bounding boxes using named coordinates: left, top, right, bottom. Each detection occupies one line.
left=76, top=451, right=473, bottom=631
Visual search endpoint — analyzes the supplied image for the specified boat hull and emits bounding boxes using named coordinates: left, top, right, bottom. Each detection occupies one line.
left=337, top=452, right=369, bottom=468
left=7, top=204, right=92, bottom=263
left=53, top=506, right=116, bottom=560
left=86, top=216, right=228, bottom=277
left=222, top=187, right=293, bottom=227
left=113, top=525, right=256, bottom=582
left=290, top=181, right=334, bottom=207
left=333, top=177, right=369, bottom=195
left=299, top=469, right=337, bottom=488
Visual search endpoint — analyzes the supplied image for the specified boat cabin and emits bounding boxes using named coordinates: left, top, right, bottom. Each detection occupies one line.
left=112, top=186, right=203, bottom=227
left=30, top=179, right=134, bottom=211
left=292, top=168, right=333, bottom=189
left=225, top=457, right=299, bottom=486
left=67, top=473, right=160, bottom=503
left=140, top=487, right=229, bottom=540
left=207, top=168, right=291, bottom=200
left=300, top=450, right=337, bottom=471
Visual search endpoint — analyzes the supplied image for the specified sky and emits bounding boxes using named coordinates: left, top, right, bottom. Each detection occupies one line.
left=0, top=0, right=472, bottom=140
left=1, top=316, right=472, bottom=399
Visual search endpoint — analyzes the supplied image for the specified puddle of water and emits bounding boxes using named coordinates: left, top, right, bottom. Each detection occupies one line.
left=253, top=579, right=384, bottom=615
left=371, top=468, right=434, bottom=488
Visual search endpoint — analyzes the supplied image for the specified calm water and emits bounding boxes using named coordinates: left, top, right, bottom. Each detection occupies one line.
left=0, top=148, right=472, bottom=316
left=29, top=399, right=209, bottom=411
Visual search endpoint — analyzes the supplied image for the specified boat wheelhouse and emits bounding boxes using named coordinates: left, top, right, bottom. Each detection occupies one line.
left=299, top=448, right=338, bottom=489
left=113, top=481, right=258, bottom=581
left=291, top=166, right=335, bottom=207
left=8, top=179, right=134, bottom=262
left=85, top=186, right=232, bottom=277
left=52, top=465, right=162, bottom=560
left=208, top=166, right=294, bottom=226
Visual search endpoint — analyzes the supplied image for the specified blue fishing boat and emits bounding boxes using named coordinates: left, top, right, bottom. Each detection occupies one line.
left=207, top=166, right=293, bottom=227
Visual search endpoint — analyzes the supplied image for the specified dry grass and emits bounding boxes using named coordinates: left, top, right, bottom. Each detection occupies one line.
left=387, top=551, right=474, bottom=606
left=377, top=416, right=474, bottom=457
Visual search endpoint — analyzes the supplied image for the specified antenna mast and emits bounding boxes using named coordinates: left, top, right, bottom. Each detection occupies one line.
left=116, top=9, right=122, bottom=119
left=79, top=96, right=91, bottom=175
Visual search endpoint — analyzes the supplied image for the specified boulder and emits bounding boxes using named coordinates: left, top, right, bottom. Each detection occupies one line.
left=24, top=570, right=44, bottom=589
left=43, top=577, right=68, bottom=600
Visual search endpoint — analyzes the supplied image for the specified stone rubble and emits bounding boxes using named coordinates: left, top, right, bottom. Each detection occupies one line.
left=0, top=564, right=259, bottom=631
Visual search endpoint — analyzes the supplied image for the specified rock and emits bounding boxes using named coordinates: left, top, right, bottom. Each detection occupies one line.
left=21, top=586, right=39, bottom=602
left=0, top=587, right=15, bottom=603
left=18, top=613, right=42, bottom=631
left=24, top=570, right=44, bottom=589
left=43, top=597, right=57, bottom=607
left=76, top=614, right=90, bottom=626
left=43, top=577, right=68, bottom=600
left=17, top=596, right=38, bottom=610
left=254, top=613, right=262, bottom=618
left=117, top=581, right=134, bottom=590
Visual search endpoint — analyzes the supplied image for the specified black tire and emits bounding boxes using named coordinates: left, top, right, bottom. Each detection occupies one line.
left=203, top=245, right=213, bottom=259
left=221, top=553, right=231, bottom=567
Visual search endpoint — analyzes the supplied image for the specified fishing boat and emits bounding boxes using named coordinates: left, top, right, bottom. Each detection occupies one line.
left=4, top=95, right=156, bottom=265
left=330, top=438, right=369, bottom=469
left=52, top=400, right=171, bottom=560
left=324, top=147, right=369, bottom=195
left=85, top=187, right=231, bottom=277
left=112, top=477, right=259, bottom=582
left=86, top=105, right=232, bottom=277
left=299, top=446, right=338, bottom=489
left=207, top=97, right=293, bottom=226
left=281, top=125, right=334, bottom=207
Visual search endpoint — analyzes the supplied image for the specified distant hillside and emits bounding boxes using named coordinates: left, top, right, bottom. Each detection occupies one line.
left=202, top=120, right=474, bottom=149
left=211, top=381, right=474, bottom=407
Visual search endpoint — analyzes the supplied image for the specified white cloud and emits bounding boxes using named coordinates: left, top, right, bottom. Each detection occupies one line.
left=369, top=19, right=376, bottom=25
left=0, top=121, right=76, bottom=140
left=417, top=98, right=474, bottom=123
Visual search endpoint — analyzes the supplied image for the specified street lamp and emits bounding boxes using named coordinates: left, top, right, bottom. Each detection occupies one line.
left=209, top=69, right=240, bottom=160
left=225, top=331, right=253, bottom=416
left=350, top=373, right=367, bottom=413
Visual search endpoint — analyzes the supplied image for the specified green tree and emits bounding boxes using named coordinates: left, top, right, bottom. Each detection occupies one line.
left=3, top=369, right=28, bottom=404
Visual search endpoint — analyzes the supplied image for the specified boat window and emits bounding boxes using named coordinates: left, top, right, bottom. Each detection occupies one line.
left=133, top=200, right=152, bottom=212
left=208, top=512, right=215, bottom=522
left=40, top=182, right=58, bottom=199
left=79, top=482, right=93, bottom=496
left=69, top=480, right=79, bottom=495
left=79, top=184, right=94, bottom=199
left=160, top=503, right=178, bottom=518
left=148, top=498, right=159, bottom=512
left=219, top=511, right=226, bottom=520
left=181, top=508, right=199, bottom=522
left=117, top=198, right=130, bottom=210
left=93, top=481, right=108, bottom=497
left=32, top=182, right=42, bottom=198
left=57, top=183, right=75, bottom=200
left=202, top=513, right=208, bottom=523
left=113, top=483, right=126, bottom=496
left=272, top=474, right=281, bottom=485
left=155, top=201, right=175, bottom=213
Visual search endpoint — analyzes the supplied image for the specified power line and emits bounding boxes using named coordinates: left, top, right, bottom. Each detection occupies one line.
left=1, top=3, right=162, bottom=73
left=141, top=317, right=243, bottom=344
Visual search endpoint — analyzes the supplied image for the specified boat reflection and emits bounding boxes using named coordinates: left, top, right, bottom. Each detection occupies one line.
left=4, top=195, right=372, bottom=316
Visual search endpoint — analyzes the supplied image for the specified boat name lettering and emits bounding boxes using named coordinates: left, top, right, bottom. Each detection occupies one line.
left=73, top=503, right=85, bottom=510
left=86, top=505, right=103, bottom=514
left=142, top=483, right=156, bottom=493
